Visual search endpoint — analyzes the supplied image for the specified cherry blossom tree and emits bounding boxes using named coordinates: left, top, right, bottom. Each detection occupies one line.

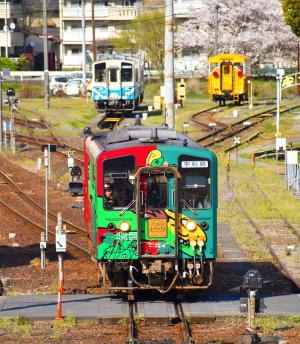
left=176, top=0, right=297, bottom=65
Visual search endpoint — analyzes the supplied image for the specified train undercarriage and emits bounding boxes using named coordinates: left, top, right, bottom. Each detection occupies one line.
left=97, top=259, right=214, bottom=293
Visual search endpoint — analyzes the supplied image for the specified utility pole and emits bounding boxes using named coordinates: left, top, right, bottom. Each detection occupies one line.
left=0, top=74, right=3, bottom=151
left=214, top=5, right=219, bottom=55
left=91, top=0, right=96, bottom=61
left=5, top=0, right=8, bottom=57
left=81, top=0, right=86, bottom=93
left=297, top=39, right=300, bottom=96
left=43, top=0, right=50, bottom=109
left=164, top=0, right=175, bottom=128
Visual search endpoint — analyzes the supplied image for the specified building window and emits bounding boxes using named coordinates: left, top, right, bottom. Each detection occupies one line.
left=71, top=48, right=81, bottom=54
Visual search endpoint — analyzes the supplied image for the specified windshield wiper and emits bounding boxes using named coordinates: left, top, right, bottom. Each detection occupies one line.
left=120, top=199, right=136, bottom=216
left=181, top=199, right=198, bottom=215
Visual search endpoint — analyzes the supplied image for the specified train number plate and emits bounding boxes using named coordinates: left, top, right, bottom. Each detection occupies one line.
left=148, top=219, right=167, bottom=238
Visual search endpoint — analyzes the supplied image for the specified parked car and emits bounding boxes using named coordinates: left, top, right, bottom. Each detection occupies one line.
left=63, top=78, right=93, bottom=96
left=50, top=76, right=70, bottom=94
left=70, top=72, right=92, bottom=80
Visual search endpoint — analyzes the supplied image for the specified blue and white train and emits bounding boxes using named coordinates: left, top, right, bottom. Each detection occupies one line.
left=92, top=55, right=144, bottom=111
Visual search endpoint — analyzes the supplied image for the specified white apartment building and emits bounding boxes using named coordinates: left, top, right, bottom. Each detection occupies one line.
left=0, top=0, right=24, bottom=57
left=59, top=0, right=203, bottom=70
left=60, top=0, right=139, bottom=69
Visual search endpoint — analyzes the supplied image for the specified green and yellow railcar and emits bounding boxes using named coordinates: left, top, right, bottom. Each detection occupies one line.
left=83, top=126, right=218, bottom=293
left=208, top=53, right=250, bottom=106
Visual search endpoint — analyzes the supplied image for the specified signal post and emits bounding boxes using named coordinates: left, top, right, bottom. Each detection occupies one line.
left=56, top=212, right=67, bottom=320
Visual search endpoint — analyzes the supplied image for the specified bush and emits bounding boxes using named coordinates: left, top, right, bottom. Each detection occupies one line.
left=19, top=84, right=44, bottom=98
left=0, top=56, right=27, bottom=71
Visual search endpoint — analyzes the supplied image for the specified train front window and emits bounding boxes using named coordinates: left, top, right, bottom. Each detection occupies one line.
left=95, top=62, right=106, bottom=82
left=109, top=69, right=118, bottom=82
left=179, top=155, right=211, bottom=209
left=143, top=173, right=168, bottom=210
left=103, top=156, right=135, bottom=210
left=121, top=62, right=132, bottom=82
left=223, top=65, right=230, bottom=74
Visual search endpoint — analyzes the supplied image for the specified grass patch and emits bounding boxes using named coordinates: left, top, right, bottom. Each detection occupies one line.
left=117, top=316, right=129, bottom=326
left=0, top=316, right=32, bottom=338
left=255, top=315, right=300, bottom=335
left=50, top=313, right=78, bottom=340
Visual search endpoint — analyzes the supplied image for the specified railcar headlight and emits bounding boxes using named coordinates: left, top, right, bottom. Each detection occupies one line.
left=185, top=220, right=197, bottom=231
left=120, top=222, right=130, bottom=232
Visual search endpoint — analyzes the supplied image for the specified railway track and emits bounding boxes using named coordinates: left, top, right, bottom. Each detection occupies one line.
left=16, top=133, right=84, bottom=164
left=0, top=165, right=89, bottom=256
left=98, top=111, right=124, bottom=129
left=8, top=109, right=84, bottom=163
left=226, top=166, right=300, bottom=291
left=191, top=105, right=229, bottom=131
left=126, top=294, right=194, bottom=344
left=128, top=299, right=138, bottom=344
left=251, top=167, right=300, bottom=242
left=174, top=298, right=194, bottom=344
left=194, top=105, right=300, bottom=149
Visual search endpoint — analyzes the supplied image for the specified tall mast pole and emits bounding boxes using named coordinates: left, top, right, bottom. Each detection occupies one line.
left=164, top=0, right=175, bottom=128
left=43, top=0, right=50, bottom=109
left=214, top=5, right=219, bottom=55
left=81, top=0, right=86, bottom=91
left=91, top=0, right=96, bottom=61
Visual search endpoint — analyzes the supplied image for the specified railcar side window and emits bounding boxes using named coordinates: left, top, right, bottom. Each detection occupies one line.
left=103, top=156, right=135, bottom=209
left=121, top=62, right=133, bottom=82
left=110, top=69, right=118, bottom=82
left=179, top=155, right=211, bottom=209
left=95, top=62, right=106, bottom=82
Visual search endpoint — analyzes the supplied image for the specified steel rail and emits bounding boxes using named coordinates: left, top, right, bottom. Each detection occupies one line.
left=196, top=105, right=300, bottom=148
left=15, top=134, right=84, bottom=164
left=191, top=105, right=229, bottom=131
left=175, top=299, right=194, bottom=344
left=0, top=197, right=90, bottom=255
left=251, top=168, right=300, bottom=242
left=0, top=168, right=86, bottom=234
left=128, top=300, right=138, bottom=344
left=226, top=167, right=300, bottom=291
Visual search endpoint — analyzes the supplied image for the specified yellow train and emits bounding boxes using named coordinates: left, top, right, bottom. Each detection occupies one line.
left=208, top=53, right=249, bottom=106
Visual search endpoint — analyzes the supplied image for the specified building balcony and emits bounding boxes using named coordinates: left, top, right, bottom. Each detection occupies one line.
left=62, top=29, right=116, bottom=43
left=174, top=0, right=202, bottom=18
left=62, top=5, right=137, bottom=20
left=0, top=2, right=22, bottom=19
left=63, top=53, right=85, bottom=68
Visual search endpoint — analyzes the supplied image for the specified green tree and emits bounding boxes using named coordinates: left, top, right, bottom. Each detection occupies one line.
left=111, top=10, right=165, bottom=73
left=281, top=0, right=300, bottom=37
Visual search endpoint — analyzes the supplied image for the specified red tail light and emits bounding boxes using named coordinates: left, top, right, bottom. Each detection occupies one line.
left=238, top=70, right=244, bottom=78
left=213, top=71, right=219, bottom=78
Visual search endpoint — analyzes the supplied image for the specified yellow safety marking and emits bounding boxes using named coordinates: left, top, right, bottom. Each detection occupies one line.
left=104, top=118, right=121, bottom=122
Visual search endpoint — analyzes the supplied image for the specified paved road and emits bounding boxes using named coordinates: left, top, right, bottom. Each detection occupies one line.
left=0, top=293, right=299, bottom=320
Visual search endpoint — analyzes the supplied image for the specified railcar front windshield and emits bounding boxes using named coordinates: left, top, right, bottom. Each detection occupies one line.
left=142, top=173, right=168, bottom=210
left=95, top=62, right=106, bottom=82
left=121, top=62, right=133, bottom=82
left=103, top=156, right=135, bottom=209
left=179, top=155, right=211, bottom=209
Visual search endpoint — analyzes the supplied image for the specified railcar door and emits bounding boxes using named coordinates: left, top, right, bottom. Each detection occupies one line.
left=107, top=67, right=121, bottom=101
left=220, top=62, right=233, bottom=91
left=136, top=166, right=179, bottom=259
